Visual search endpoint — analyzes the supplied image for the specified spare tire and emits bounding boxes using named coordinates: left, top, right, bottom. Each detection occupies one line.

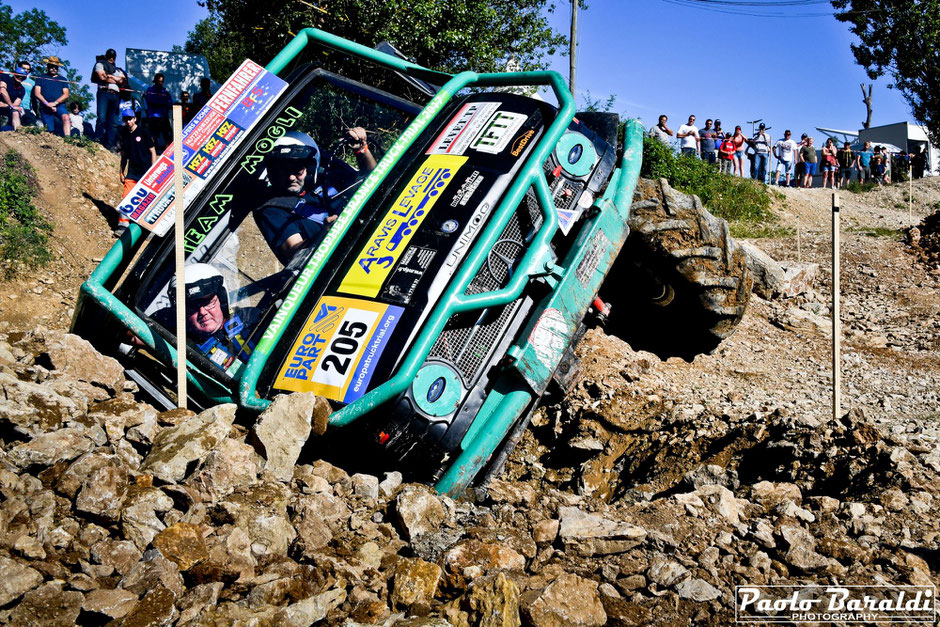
left=599, top=178, right=752, bottom=361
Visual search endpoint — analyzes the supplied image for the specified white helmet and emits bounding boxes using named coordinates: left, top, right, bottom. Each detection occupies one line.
left=168, top=263, right=228, bottom=312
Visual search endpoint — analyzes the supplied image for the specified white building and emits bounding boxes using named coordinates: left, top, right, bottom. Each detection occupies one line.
left=858, top=122, right=936, bottom=176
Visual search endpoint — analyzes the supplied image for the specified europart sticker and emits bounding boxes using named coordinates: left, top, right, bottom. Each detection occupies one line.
left=274, top=296, right=404, bottom=403
left=427, top=102, right=500, bottom=155
left=339, top=154, right=467, bottom=297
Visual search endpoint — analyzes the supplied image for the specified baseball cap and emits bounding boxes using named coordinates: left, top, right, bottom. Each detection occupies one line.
left=119, top=102, right=136, bottom=118
left=758, top=122, right=766, bottom=129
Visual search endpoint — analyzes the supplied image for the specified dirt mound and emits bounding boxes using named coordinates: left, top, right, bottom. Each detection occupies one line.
left=908, top=208, right=940, bottom=268
left=0, top=131, right=123, bottom=331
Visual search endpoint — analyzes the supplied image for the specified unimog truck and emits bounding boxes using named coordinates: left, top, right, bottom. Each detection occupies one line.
left=72, top=29, right=751, bottom=495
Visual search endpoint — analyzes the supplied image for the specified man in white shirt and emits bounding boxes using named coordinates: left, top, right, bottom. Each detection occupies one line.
left=772, top=129, right=799, bottom=186
left=676, top=114, right=699, bottom=156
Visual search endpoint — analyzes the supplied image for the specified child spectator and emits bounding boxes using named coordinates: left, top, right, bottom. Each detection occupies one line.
left=68, top=102, right=83, bottom=136
left=719, top=133, right=735, bottom=175
left=871, top=146, right=885, bottom=186
left=837, top=141, right=854, bottom=188
left=732, top=126, right=747, bottom=177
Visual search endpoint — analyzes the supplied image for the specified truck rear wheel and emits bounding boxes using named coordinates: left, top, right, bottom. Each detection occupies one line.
left=600, top=178, right=751, bottom=361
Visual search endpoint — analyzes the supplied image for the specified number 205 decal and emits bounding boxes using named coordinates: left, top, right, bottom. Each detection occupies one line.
left=273, top=296, right=403, bottom=403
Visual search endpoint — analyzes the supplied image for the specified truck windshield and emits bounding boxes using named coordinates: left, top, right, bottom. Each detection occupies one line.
left=133, top=70, right=418, bottom=377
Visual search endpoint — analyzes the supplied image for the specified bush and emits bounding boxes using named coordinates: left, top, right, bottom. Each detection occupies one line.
left=63, top=134, right=99, bottom=153
left=640, top=137, right=778, bottom=237
left=0, top=150, right=51, bottom=276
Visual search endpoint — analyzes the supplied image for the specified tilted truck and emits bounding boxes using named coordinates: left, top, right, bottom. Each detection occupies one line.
left=72, top=29, right=751, bottom=496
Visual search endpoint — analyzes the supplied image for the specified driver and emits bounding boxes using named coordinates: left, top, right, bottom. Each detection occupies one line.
left=254, top=127, right=375, bottom=265
left=151, top=263, right=258, bottom=370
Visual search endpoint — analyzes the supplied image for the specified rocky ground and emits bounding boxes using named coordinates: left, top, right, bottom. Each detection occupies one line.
left=0, top=131, right=938, bottom=625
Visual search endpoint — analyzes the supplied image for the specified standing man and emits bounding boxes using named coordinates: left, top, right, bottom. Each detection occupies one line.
left=676, top=114, right=699, bottom=157
left=648, top=114, right=673, bottom=145
left=854, top=141, right=874, bottom=184
left=0, top=63, right=29, bottom=130
left=772, top=130, right=799, bottom=186
left=751, top=123, right=772, bottom=183
left=93, top=49, right=123, bottom=149
left=143, top=73, right=172, bottom=151
left=699, top=119, right=719, bottom=165
left=33, top=57, right=71, bottom=136
left=799, top=136, right=818, bottom=188
left=192, top=77, right=213, bottom=112
left=118, top=102, right=157, bottom=235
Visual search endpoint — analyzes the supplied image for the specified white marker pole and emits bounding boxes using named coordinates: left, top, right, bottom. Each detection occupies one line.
left=173, top=105, right=187, bottom=409
left=909, top=161, right=913, bottom=225
left=832, top=192, right=841, bottom=421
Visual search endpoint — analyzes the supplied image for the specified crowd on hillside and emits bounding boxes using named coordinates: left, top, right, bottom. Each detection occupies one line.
left=1, top=50, right=215, bottom=235
left=648, top=114, right=931, bottom=189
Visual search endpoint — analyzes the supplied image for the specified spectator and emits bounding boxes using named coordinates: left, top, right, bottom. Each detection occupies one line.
left=793, top=133, right=808, bottom=186
left=751, top=123, right=772, bottom=183
left=837, top=141, right=854, bottom=188
left=180, top=90, right=195, bottom=125
left=143, top=72, right=172, bottom=151
left=68, top=102, right=83, bottom=137
left=93, top=49, right=123, bottom=149
left=118, top=101, right=156, bottom=234
left=772, top=130, right=799, bottom=186
left=648, top=114, right=673, bottom=145
left=911, top=146, right=927, bottom=180
left=799, top=136, right=818, bottom=188
left=718, top=132, right=735, bottom=175
left=855, top=141, right=874, bottom=184
left=192, top=77, right=212, bottom=111
left=676, top=114, right=699, bottom=156
left=17, top=61, right=37, bottom=127
left=0, top=63, right=28, bottom=130
left=871, top=146, right=886, bottom=186
left=33, top=56, right=71, bottom=136
left=732, top=125, right=747, bottom=177
left=820, top=138, right=838, bottom=189
left=699, top=119, right=719, bottom=165
left=714, top=119, right=723, bottom=139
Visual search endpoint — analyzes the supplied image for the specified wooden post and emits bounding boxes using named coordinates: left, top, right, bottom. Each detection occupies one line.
left=832, top=193, right=841, bottom=421
left=909, top=160, right=913, bottom=225
left=569, top=0, right=577, bottom=94
left=173, top=105, right=187, bottom=409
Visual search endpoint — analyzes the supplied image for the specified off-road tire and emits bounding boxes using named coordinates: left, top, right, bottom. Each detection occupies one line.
left=600, top=177, right=752, bottom=361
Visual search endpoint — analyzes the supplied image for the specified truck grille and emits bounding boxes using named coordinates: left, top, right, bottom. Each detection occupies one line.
left=429, top=187, right=543, bottom=381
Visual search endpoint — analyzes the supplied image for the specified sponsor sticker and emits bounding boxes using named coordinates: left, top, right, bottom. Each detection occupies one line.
left=735, top=585, right=937, bottom=624
left=139, top=155, right=174, bottom=192
left=510, top=129, right=536, bottom=157
left=273, top=296, right=403, bottom=403
left=470, top=110, right=527, bottom=154
left=339, top=154, right=467, bottom=297
left=427, top=102, right=500, bottom=155
left=449, top=170, right=484, bottom=208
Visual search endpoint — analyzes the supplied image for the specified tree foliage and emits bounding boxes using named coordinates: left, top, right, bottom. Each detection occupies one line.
left=184, top=0, right=568, bottom=94
left=0, top=3, right=93, bottom=114
left=831, top=0, right=940, bottom=144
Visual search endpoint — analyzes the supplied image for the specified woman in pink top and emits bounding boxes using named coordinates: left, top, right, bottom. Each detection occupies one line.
left=732, top=126, right=747, bottom=177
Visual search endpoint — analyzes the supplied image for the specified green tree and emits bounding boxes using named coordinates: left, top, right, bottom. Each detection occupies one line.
left=831, top=0, right=940, bottom=144
left=184, top=0, right=568, bottom=92
left=0, top=3, right=93, bottom=115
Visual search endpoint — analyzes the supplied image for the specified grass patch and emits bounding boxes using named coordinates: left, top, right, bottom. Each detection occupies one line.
left=17, top=125, right=44, bottom=136
left=731, top=224, right=795, bottom=239
left=0, top=149, right=51, bottom=277
left=844, top=180, right=879, bottom=194
left=846, top=226, right=901, bottom=238
left=641, top=136, right=780, bottom=237
left=63, top=134, right=98, bottom=153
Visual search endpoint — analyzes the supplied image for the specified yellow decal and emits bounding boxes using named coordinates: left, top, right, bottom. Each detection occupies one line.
left=339, top=154, right=467, bottom=297
left=274, top=296, right=392, bottom=401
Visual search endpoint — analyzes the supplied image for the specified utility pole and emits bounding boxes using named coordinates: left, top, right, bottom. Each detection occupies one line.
left=747, top=118, right=762, bottom=137
left=569, top=0, right=577, bottom=94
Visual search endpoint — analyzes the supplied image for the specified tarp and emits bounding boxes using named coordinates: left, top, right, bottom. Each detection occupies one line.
left=125, top=49, right=221, bottom=104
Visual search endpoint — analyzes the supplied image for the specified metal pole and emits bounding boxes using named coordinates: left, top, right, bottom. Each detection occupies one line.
left=832, top=192, right=841, bottom=421
left=909, top=160, right=913, bottom=224
left=569, top=0, right=577, bottom=94
left=172, top=105, right=187, bottom=409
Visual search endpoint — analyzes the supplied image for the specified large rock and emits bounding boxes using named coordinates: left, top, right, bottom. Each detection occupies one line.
left=740, top=241, right=818, bottom=299
left=38, top=331, right=126, bottom=394
left=177, top=582, right=224, bottom=624
left=395, top=485, right=448, bottom=542
left=6, top=582, right=83, bottom=627
left=275, top=588, right=346, bottom=626
left=442, top=539, right=526, bottom=589
left=121, top=487, right=174, bottom=550
left=0, top=373, right=86, bottom=435
left=87, top=396, right=157, bottom=444
left=186, top=438, right=261, bottom=502
left=6, top=427, right=95, bottom=470
left=522, top=573, right=606, bottom=627
left=117, top=586, right=179, bottom=626
left=152, top=522, right=209, bottom=571
left=292, top=492, right=351, bottom=556
left=466, top=572, right=521, bottom=627
left=557, top=507, right=647, bottom=556
left=390, top=558, right=442, bottom=610
left=75, top=459, right=128, bottom=522
left=141, top=404, right=237, bottom=483
left=81, top=588, right=139, bottom=620
left=252, top=392, right=317, bottom=481
left=209, top=482, right=295, bottom=557
left=0, top=556, right=43, bottom=606
left=676, top=578, right=721, bottom=602
left=90, top=540, right=142, bottom=577
left=119, top=553, right=184, bottom=598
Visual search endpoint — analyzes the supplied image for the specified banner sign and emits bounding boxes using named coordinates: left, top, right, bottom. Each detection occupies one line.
left=117, top=59, right=288, bottom=236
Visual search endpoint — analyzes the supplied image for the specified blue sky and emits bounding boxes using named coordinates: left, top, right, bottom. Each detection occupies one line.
left=11, top=0, right=911, bottom=141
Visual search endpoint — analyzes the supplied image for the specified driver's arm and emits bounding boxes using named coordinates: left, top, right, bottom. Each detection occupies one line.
left=279, top=233, right=307, bottom=259
left=347, top=127, right=377, bottom=172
